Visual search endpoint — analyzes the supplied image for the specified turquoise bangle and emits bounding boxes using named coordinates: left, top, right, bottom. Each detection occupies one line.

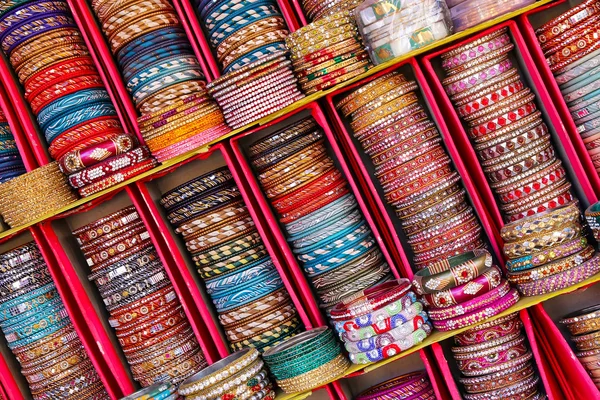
left=0, top=282, right=55, bottom=312
left=299, top=224, right=371, bottom=264
left=0, top=296, right=63, bottom=329
left=304, top=237, right=376, bottom=277
left=285, top=195, right=354, bottom=234
left=224, top=42, right=287, bottom=73
left=5, top=307, right=68, bottom=343
left=286, top=200, right=357, bottom=241
left=269, top=338, right=340, bottom=379
left=293, top=219, right=365, bottom=255
left=577, top=115, right=600, bottom=133
left=205, top=257, right=274, bottom=295
left=561, top=71, right=600, bottom=96
left=3, top=301, right=65, bottom=333
left=263, top=328, right=333, bottom=364
left=0, top=289, right=59, bottom=322
left=45, top=102, right=116, bottom=143
left=291, top=210, right=362, bottom=250
left=213, top=272, right=283, bottom=312
left=37, top=89, right=110, bottom=130
left=8, top=316, right=71, bottom=349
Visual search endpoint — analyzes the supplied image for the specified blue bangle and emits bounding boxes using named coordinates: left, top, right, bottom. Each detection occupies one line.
left=45, top=102, right=117, bottom=143
left=127, top=55, right=199, bottom=91
left=117, top=28, right=186, bottom=64
left=4, top=307, right=69, bottom=343
left=122, top=41, right=193, bottom=79
left=566, top=81, right=600, bottom=105
left=224, top=42, right=287, bottom=73
left=561, top=72, right=600, bottom=97
left=302, top=229, right=373, bottom=269
left=572, top=97, right=600, bottom=120
left=287, top=204, right=358, bottom=242
left=213, top=272, right=283, bottom=312
left=211, top=267, right=280, bottom=299
left=0, top=282, right=55, bottom=313
left=293, top=219, right=365, bottom=255
left=37, top=89, right=111, bottom=130
left=209, top=8, right=281, bottom=46
left=578, top=116, right=600, bottom=135
left=0, top=296, right=63, bottom=329
left=291, top=210, right=362, bottom=250
left=204, top=0, right=275, bottom=31
left=205, top=257, right=273, bottom=295
left=304, top=237, right=377, bottom=277
left=285, top=194, right=355, bottom=235
left=132, top=69, right=204, bottom=104
left=298, top=223, right=371, bottom=264
left=560, top=65, right=600, bottom=92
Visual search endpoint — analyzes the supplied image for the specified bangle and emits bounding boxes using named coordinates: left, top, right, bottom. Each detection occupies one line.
left=412, top=250, right=492, bottom=294
left=355, top=370, right=432, bottom=400
left=433, top=289, right=520, bottom=332
left=503, top=223, right=582, bottom=259
left=423, top=266, right=503, bottom=308
left=561, top=304, right=600, bottom=335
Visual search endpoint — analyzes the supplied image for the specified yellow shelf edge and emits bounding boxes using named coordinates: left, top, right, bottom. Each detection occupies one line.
left=0, top=0, right=552, bottom=239
left=275, top=271, right=600, bottom=399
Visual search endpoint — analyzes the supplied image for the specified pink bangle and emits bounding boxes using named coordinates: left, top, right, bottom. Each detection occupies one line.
left=506, top=190, right=575, bottom=222
left=59, top=133, right=137, bottom=174
left=469, top=102, right=537, bottom=138
left=330, top=279, right=412, bottom=321
left=433, top=289, right=520, bottom=332
left=364, top=122, right=437, bottom=156
left=443, top=59, right=513, bottom=96
left=153, top=124, right=230, bottom=162
left=458, top=80, right=525, bottom=119
left=423, top=266, right=502, bottom=308
left=68, top=147, right=152, bottom=188
left=456, top=338, right=528, bottom=373
left=442, top=34, right=512, bottom=70
left=428, top=280, right=511, bottom=321
left=355, top=371, right=432, bottom=400
left=499, top=165, right=565, bottom=204
left=360, top=120, right=435, bottom=155
left=516, top=253, right=600, bottom=296
left=464, top=375, right=539, bottom=400
left=454, top=312, right=522, bottom=345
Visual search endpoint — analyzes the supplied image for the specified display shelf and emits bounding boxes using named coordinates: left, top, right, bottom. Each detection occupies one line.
left=272, top=274, right=600, bottom=400
left=0, top=0, right=554, bottom=245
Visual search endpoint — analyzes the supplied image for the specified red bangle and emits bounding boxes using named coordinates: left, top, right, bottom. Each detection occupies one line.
left=49, top=117, right=123, bottom=159
left=78, top=158, right=157, bottom=197
left=25, top=65, right=99, bottom=102
left=29, top=75, right=105, bottom=114
left=536, top=0, right=600, bottom=44
left=273, top=170, right=343, bottom=214
left=329, top=279, right=412, bottom=320
left=469, top=102, right=537, bottom=138
left=59, top=133, right=137, bottom=174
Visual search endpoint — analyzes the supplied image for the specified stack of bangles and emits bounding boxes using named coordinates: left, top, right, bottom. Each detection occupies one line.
left=585, top=200, right=600, bottom=240
left=355, top=370, right=435, bottom=400
left=0, top=162, right=78, bottom=227
left=440, top=27, right=576, bottom=223
left=336, top=71, right=485, bottom=269
left=262, top=327, right=350, bottom=393
left=159, top=166, right=302, bottom=352
left=501, top=204, right=600, bottom=297
left=536, top=0, right=600, bottom=174
left=412, top=250, right=519, bottom=332
left=285, top=11, right=372, bottom=95
left=560, top=304, right=600, bottom=389
left=248, top=117, right=393, bottom=314
left=0, top=110, right=25, bottom=183
left=206, top=50, right=304, bottom=129
left=90, top=0, right=229, bottom=161
left=452, top=312, right=544, bottom=399
left=0, top=0, right=155, bottom=195
left=72, top=206, right=207, bottom=386
left=121, top=382, right=178, bottom=400
left=195, top=0, right=289, bottom=73
left=300, top=0, right=363, bottom=21
left=330, top=279, right=432, bottom=364
left=0, top=242, right=108, bottom=399
left=179, top=348, right=273, bottom=400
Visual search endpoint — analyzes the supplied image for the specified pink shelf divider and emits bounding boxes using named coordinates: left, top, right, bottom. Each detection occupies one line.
left=0, top=84, right=37, bottom=172
left=323, top=57, right=505, bottom=277
left=418, top=347, right=453, bottom=400
left=287, top=0, right=309, bottom=26
left=529, top=303, right=598, bottom=398
left=518, top=0, right=600, bottom=199
left=0, top=348, right=24, bottom=400
left=32, top=225, right=133, bottom=398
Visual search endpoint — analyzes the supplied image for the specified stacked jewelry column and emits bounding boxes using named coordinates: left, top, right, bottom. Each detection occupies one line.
left=420, top=20, right=600, bottom=398
left=519, top=0, right=600, bottom=197
left=39, top=187, right=227, bottom=394
left=131, top=143, right=320, bottom=343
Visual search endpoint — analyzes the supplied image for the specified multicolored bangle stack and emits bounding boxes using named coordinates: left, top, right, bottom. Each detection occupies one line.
left=248, top=117, right=393, bottom=314
left=412, top=250, right=518, bottom=332
left=585, top=201, right=600, bottom=240
left=207, top=51, right=304, bottom=129
left=535, top=0, right=600, bottom=173
left=330, top=279, right=432, bottom=364
left=285, top=11, right=372, bottom=95
left=90, top=0, right=229, bottom=161
left=0, top=111, right=25, bottom=183
left=195, top=0, right=289, bottom=73
left=355, top=370, right=435, bottom=400
left=160, top=167, right=302, bottom=352
left=300, top=0, right=363, bottom=21
left=560, top=304, right=600, bottom=389
left=179, top=348, right=273, bottom=400
left=0, top=162, right=78, bottom=227
left=440, top=27, right=576, bottom=223
left=354, top=0, right=452, bottom=65
left=121, top=382, right=178, bottom=400
left=337, top=71, right=485, bottom=270
left=452, top=312, right=543, bottom=399
left=0, top=242, right=108, bottom=399
left=262, top=327, right=350, bottom=393
left=501, top=204, right=600, bottom=296
left=73, top=206, right=207, bottom=386
left=0, top=0, right=155, bottom=195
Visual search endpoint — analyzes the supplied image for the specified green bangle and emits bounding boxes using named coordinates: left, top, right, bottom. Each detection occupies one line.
left=230, top=318, right=302, bottom=351
left=270, top=339, right=341, bottom=379
left=263, top=327, right=332, bottom=364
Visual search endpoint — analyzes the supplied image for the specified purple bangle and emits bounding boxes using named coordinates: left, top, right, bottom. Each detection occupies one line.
left=427, top=280, right=510, bottom=321
left=355, top=371, right=430, bottom=400
left=433, top=289, right=520, bottom=332
left=516, top=253, right=600, bottom=296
